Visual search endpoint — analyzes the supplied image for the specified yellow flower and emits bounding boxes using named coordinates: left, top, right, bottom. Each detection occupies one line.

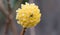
left=16, top=2, right=41, bottom=28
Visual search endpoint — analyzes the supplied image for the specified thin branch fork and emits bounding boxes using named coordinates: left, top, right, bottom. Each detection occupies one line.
left=0, top=0, right=18, bottom=35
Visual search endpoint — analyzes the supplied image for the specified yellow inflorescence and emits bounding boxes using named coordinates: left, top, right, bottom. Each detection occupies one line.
left=16, top=2, right=41, bottom=28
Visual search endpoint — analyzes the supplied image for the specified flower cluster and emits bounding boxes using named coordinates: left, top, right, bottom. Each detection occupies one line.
left=16, top=2, right=41, bottom=28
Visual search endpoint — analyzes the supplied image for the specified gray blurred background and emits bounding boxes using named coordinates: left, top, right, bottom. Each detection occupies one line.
left=0, top=0, right=60, bottom=35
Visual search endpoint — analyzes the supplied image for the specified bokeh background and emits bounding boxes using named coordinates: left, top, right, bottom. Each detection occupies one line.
left=0, top=0, right=60, bottom=35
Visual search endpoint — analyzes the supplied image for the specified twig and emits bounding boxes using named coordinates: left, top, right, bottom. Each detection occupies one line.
left=0, top=0, right=18, bottom=35
left=0, top=0, right=9, bottom=17
left=5, top=0, right=18, bottom=35
left=20, top=28, right=27, bottom=35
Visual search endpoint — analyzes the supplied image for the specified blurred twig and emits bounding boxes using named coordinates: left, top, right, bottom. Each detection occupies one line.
left=0, top=0, right=9, bottom=17
left=0, top=0, right=18, bottom=35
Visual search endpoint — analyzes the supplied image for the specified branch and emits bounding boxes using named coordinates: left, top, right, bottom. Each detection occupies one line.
left=6, top=0, right=18, bottom=35
left=0, top=0, right=18, bottom=35
left=0, top=0, right=9, bottom=17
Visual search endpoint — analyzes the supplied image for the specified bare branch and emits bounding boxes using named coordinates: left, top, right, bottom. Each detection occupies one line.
left=0, top=0, right=18, bottom=35
left=0, top=0, right=9, bottom=17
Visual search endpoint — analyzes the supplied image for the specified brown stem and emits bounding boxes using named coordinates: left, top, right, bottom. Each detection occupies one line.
left=20, top=28, right=27, bottom=35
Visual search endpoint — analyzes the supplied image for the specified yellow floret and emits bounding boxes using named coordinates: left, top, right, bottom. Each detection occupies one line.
left=16, top=2, right=41, bottom=28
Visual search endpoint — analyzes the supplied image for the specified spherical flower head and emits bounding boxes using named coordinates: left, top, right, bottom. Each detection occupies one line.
left=16, top=2, right=41, bottom=28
